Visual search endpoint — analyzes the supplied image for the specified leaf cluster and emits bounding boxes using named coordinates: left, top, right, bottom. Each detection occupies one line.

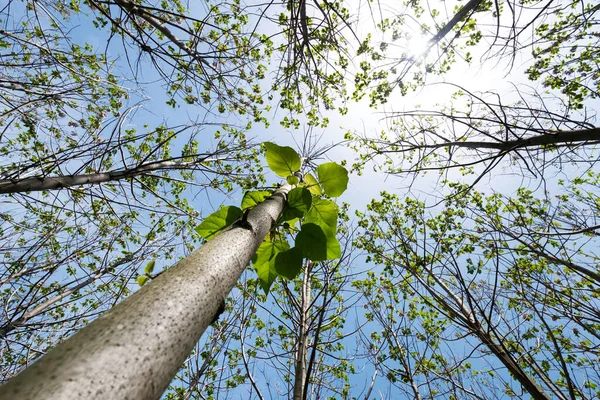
left=195, top=142, right=349, bottom=293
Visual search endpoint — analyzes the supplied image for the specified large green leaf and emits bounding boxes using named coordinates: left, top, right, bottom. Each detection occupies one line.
left=264, top=142, right=301, bottom=177
left=303, top=216, right=335, bottom=236
left=254, top=239, right=290, bottom=294
left=241, top=190, right=271, bottom=211
left=296, top=222, right=341, bottom=261
left=307, top=198, right=338, bottom=229
left=274, top=246, right=303, bottom=280
left=195, top=205, right=243, bottom=240
left=287, top=187, right=312, bottom=218
left=317, top=162, right=348, bottom=197
left=304, top=173, right=322, bottom=195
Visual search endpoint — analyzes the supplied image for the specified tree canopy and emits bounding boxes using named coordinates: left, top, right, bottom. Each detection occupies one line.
left=1, top=0, right=599, bottom=398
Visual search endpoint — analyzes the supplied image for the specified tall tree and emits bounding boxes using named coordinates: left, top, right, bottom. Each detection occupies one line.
left=0, top=177, right=293, bottom=399
left=0, top=142, right=351, bottom=398
left=0, top=0, right=357, bottom=382
left=3, top=0, right=599, bottom=398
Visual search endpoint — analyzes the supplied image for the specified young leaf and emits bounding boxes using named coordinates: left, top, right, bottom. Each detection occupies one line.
left=296, top=223, right=341, bottom=261
left=144, top=260, right=156, bottom=275
left=241, top=190, right=271, bottom=211
left=307, top=198, right=338, bottom=229
left=317, top=162, right=348, bottom=197
left=253, top=239, right=290, bottom=294
left=286, top=175, right=299, bottom=185
left=264, top=142, right=301, bottom=177
left=304, top=173, right=322, bottom=195
left=195, top=206, right=243, bottom=240
left=137, top=275, right=150, bottom=287
left=287, top=187, right=312, bottom=218
left=274, top=247, right=303, bottom=279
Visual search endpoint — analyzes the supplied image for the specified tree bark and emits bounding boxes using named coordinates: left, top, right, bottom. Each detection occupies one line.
left=292, top=261, right=312, bottom=400
left=0, top=158, right=214, bottom=194
left=0, top=185, right=290, bottom=400
left=408, top=127, right=600, bottom=152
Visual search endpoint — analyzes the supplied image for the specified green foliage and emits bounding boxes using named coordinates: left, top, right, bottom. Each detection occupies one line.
left=256, top=144, right=346, bottom=292
left=286, top=187, right=312, bottom=218
left=137, top=260, right=157, bottom=287
left=304, top=173, right=322, bottom=195
left=307, top=198, right=339, bottom=228
left=263, top=142, right=301, bottom=177
left=195, top=206, right=243, bottom=240
left=286, top=175, right=299, bottom=185
left=241, top=191, right=271, bottom=211
left=273, top=247, right=303, bottom=279
left=253, top=240, right=290, bottom=293
left=196, top=142, right=348, bottom=294
left=144, top=260, right=156, bottom=276
left=317, top=162, right=349, bottom=197
left=296, top=223, right=341, bottom=261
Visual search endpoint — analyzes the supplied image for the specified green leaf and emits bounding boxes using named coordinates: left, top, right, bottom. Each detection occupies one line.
left=195, top=206, right=243, bottom=240
left=241, top=191, right=271, bottom=211
left=296, top=223, right=341, bottom=261
left=287, top=187, right=312, bottom=218
left=317, top=162, right=348, bottom=197
left=254, top=239, right=290, bottom=294
left=137, top=275, right=150, bottom=287
left=274, top=246, right=303, bottom=279
left=307, top=198, right=338, bottom=229
left=264, top=142, right=301, bottom=177
left=286, top=175, right=299, bottom=185
left=144, top=260, right=156, bottom=275
left=303, top=216, right=335, bottom=236
left=304, top=173, right=322, bottom=195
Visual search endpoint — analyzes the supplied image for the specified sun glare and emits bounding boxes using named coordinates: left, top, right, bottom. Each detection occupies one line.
left=406, top=33, right=432, bottom=60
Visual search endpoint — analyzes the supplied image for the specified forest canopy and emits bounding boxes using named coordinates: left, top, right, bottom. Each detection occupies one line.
left=0, top=0, right=599, bottom=398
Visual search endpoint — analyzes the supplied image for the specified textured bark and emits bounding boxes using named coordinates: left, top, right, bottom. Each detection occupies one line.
left=0, top=186, right=289, bottom=400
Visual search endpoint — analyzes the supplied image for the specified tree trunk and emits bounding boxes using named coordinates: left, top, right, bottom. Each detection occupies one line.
left=293, top=261, right=312, bottom=400
left=0, top=185, right=290, bottom=400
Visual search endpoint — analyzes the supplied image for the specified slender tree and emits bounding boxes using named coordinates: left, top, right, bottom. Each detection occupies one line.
left=0, top=182, right=291, bottom=399
left=0, top=142, right=350, bottom=399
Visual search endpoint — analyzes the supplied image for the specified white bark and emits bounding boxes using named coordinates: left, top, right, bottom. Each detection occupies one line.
left=292, top=261, right=312, bottom=400
left=0, top=186, right=290, bottom=400
left=0, top=158, right=218, bottom=194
